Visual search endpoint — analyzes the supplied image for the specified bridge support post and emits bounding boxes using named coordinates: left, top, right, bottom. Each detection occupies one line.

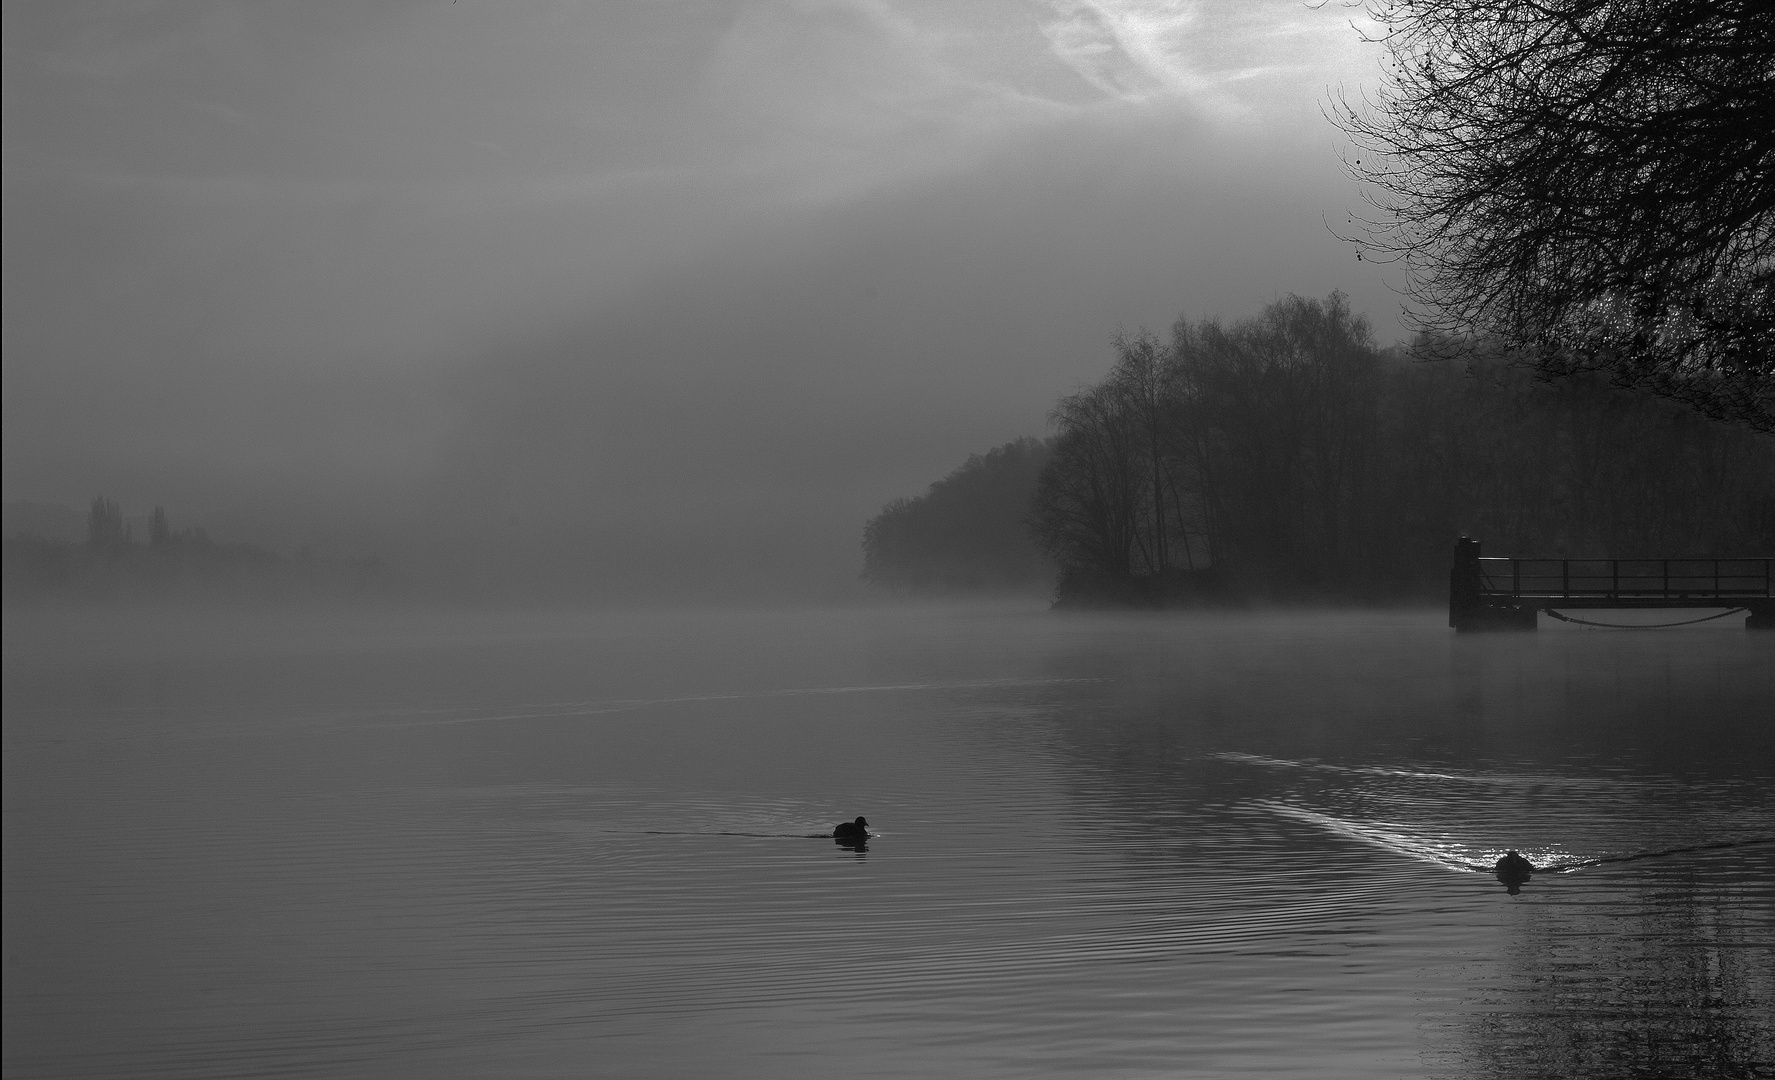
left=1449, top=536, right=1537, bottom=632
left=1448, top=536, right=1481, bottom=630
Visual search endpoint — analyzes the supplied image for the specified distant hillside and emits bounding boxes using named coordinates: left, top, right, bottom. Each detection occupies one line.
left=861, top=438, right=1055, bottom=594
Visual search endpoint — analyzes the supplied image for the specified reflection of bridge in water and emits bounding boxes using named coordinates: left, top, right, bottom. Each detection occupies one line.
left=1449, top=538, right=1773, bottom=631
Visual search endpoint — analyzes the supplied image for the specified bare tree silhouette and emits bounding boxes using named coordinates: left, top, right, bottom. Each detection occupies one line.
left=1337, top=0, right=1774, bottom=430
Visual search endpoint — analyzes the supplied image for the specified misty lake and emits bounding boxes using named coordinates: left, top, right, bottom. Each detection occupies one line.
left=5, top=605, right=1772, bottom=1078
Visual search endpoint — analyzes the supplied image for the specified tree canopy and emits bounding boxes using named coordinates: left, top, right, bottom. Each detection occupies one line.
left=1025, top=293, right=1772, bottom=606
left=1338, top=0, right=1775, bottom=430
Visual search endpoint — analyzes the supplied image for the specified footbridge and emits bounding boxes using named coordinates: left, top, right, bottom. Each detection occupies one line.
left=1449, top=538, right=1773, bottom=631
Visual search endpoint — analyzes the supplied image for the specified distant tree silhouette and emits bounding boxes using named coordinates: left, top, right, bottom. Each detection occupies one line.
left=1026, top=293, right=1772, bottom=606
left=1173, top=293, right=1385, bottom=587
left=1032, top=332, right=1208, bottom=592
left=1338, top=0, right=1775, bottom=430
left=86, top=497, right=128, bottom=550
left=1033, top=294, right=1383, bottom=599
left=1378, top=346, right=1775, bottom=562
left=1032, top=377, right=1148, bottom=585
left=10, top=498, right=394, bottom=605
left=862, top=438, right=1055, bottom=592
left=1109, top=331, right=1186, bottom=575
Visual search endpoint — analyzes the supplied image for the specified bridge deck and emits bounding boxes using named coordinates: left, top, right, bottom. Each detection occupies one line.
left=1490, top=596, right=1760, bottom=609
left=1452, top=549, right=1773, bottom=629
left=1477, top=558, right=1772, bottom=606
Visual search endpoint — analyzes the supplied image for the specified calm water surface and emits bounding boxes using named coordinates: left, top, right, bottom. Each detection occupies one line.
left=5, top=605, right=1773, bottom=1078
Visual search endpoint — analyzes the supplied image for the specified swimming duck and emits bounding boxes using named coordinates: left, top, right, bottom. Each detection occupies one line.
left=1495, top=849, right=1535, bottom=880
left=832, top=816, right=869, bottom=839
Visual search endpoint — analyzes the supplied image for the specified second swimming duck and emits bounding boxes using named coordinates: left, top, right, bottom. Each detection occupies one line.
left=1495, top=850, right=1535, bottom=877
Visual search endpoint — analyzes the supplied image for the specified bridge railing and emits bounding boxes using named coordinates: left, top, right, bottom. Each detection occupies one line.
left=1477, top=558, right=1774, bottom=601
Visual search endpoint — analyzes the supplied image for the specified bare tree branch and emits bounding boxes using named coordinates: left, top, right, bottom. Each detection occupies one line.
left=1335, top=0, right=1775, bottom=430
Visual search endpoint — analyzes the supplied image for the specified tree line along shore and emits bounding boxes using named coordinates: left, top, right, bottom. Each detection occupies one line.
left=3, top=498, right=391, bottom=605
left=863, top=294, right=1775, bottom=607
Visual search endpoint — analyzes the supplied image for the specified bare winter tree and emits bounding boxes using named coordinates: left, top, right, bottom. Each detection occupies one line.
left=1031, top=376, right=1147, bottom=584
left=1337, top=0, right=1775, bottom=430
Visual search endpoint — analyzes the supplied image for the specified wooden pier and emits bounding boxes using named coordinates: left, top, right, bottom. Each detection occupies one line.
left=1449, top=538, right=1774, bottom=631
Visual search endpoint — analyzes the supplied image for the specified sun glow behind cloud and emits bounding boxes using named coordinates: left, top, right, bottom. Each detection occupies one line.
left=6, top=2, right=1383, bottom=276
left=693, top=0, right=1385, bottom=203
left=1042, top=0, right=1219, bottom=104
left=1037, top=0, right=1381, bottom=114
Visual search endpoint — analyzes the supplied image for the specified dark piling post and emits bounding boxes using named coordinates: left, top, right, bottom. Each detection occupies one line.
left=1449, top=536, right=1482, bottom=630
left=1450, top=536, right=1535, bottom=631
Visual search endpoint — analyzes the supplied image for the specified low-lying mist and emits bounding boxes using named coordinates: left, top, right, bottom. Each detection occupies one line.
left=8, top=117, right=1391, bottom=605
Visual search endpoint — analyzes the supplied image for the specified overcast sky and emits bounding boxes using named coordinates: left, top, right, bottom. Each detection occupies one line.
left=3, top=0, right=1398, bottom=599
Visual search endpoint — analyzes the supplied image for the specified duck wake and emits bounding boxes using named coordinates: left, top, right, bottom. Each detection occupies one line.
left=1254, top=800, right=1774, bottom=875
left=1253, top=800, right=1496, bottom=872
left=1216, top=751, right=1612, bottom=790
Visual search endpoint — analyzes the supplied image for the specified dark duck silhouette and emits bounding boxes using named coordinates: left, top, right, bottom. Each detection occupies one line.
left=1494, top=850, right=1535, bottom=893
left=832, top=816, right=869, bottom=840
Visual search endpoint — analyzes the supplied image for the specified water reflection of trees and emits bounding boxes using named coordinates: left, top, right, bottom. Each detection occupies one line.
left=1434, top=858, right=1775, bottom=1076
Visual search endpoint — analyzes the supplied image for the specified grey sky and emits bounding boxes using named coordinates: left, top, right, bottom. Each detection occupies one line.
left=3, top=0, right=1395, bottom=598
